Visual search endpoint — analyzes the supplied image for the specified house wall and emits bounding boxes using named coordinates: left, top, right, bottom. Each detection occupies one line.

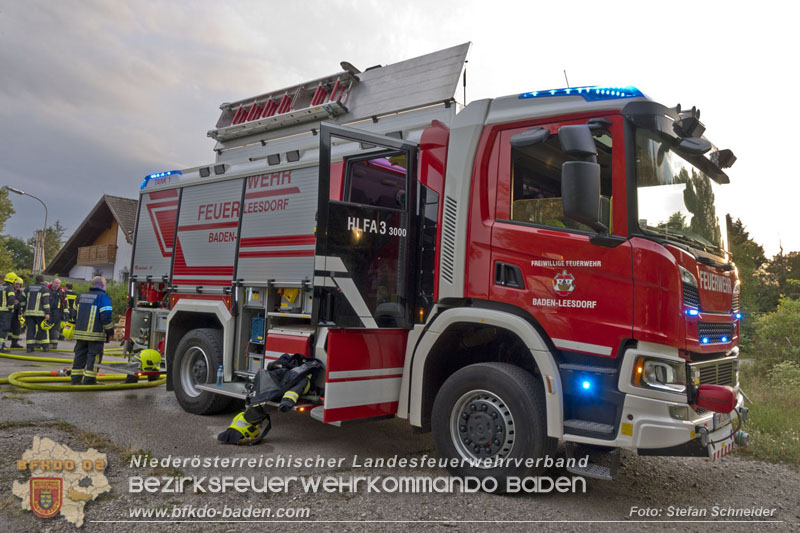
left=113, top=225, right=133, bottom=282
left=68, top=224, right=133, bottom=282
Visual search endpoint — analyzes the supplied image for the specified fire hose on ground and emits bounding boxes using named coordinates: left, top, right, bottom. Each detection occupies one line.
left=0, top=348, right=166, bottom=391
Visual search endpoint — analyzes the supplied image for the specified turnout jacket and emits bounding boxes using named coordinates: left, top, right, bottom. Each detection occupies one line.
left=74, top=288, right=113, bottom=341
left=22, top=283, right=50, bottom=317
left=1, top=283, right=17, bottom=313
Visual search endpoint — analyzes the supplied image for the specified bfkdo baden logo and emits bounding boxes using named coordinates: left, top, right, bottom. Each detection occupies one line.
left=552, top=270, right=576, bottom=296
left=30, top=477, right=63, bottom=518
left=12, top=436, right=110, bottom=527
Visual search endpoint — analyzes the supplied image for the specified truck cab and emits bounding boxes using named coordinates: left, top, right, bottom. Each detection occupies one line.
left=127, top=45, right=746, bottom=483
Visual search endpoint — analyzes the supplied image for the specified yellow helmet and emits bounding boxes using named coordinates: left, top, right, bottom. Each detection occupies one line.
left=15, top=276, right=23, bottom=284
left=19, top=316, right=25, bottom=327
left=135, top=349, right=162, bottom=371
left=41, top=319, right=55, bottom=331
left=4, top=272, right=17, bottom=284
left=227, top=412, right=260, bottom=440
left=63, top=322, right=75, bottom=340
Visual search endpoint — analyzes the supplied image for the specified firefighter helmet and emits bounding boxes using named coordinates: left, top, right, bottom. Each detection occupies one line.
left=19, top=316, right=25, bottom=327
left=135, top=349, right=162, bottom=371
left=4, top=272, right=17, bottom=284
left=63, top=322, right=75, bottom=340
left=15, top=276, right=23, bottom=284
left=227, top=412, right=260, bottom=440
left=40, top=319, right=55, bottom=331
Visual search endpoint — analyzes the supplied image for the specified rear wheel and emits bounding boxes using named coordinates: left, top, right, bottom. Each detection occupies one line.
left=432, top=362, right=557, bottom=489
left=172, top=328, right=232, bottom=415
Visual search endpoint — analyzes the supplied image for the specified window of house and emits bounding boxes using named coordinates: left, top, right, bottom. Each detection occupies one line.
left=510, top=132, right=613, bottom=231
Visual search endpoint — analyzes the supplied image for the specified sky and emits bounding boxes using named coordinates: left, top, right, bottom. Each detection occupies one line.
left=1, top=0, right=798, bottom=256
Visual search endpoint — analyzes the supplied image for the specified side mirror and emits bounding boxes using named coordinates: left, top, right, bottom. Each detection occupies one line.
left=559, top=124, right=606, bottom=234
left=559, top=125, right=597, bottom=159
left=562, top=161, right=608, bottom=234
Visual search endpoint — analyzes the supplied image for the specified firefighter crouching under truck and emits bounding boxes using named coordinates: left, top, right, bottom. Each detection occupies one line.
left=22, top=275, right=50, bottom=352
left=71, top=276, right=114, bottom=385
left=0, top=273, right=19, bottom=351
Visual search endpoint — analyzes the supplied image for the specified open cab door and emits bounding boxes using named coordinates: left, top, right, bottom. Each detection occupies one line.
left=313, top=122, right=418, bottom=423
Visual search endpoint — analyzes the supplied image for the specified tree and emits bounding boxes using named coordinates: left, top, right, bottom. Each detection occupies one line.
left=728, top=218, right=773, bottom=313
left=0, top=188, right=17, bottom=273
left=3, top=236, right=34, bottom=271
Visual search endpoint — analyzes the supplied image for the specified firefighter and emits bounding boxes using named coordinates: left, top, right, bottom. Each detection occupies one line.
left=71, top=276, right=114, bottom=385
left=1, top=273, right=19, bottom=350
left=64, top=283, right=77, bottom=323
left=22, top=274, right=51, bottom=352
left=48, top=277, right=66, bottom=349
left=8, top=276, right=24, bottom=348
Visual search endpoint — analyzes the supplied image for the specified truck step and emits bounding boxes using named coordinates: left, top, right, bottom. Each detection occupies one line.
left=563, top=419, right=615, bottom=435
left=565, top=442, right=620, bottom=481
left=196, top=382, right=249, bottom=400
left=310, top=406, right=341, bottom=427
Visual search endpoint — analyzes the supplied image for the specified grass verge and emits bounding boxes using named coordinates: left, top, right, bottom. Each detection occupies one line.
left=736, top=363, right=800, bottom=465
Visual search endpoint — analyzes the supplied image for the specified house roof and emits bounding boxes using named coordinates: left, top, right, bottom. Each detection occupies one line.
left=45, top=195, right=138, bottom=276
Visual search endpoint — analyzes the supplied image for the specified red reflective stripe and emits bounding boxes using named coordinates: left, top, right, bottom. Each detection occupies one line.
left=323, top=402, right=398, bottom=423
left=326, top=374, right=404, bottom=383
left=172, top=266, right=234, bottom=275
left=243, top=187, right=301, bottom=200
left=239, top=235, right=315, bottom=248
left=177, top=221, right=239, bottom=232
left=238, top=249, right=314, bottom=258
left=172, top=279, right=232, bottom=286
left=149, top=190, right=179, bottom=200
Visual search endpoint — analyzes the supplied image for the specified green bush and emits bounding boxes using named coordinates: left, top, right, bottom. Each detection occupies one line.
left=767, top=360, right=800, bottom=391
left=750, top=296, right=800, bottom=371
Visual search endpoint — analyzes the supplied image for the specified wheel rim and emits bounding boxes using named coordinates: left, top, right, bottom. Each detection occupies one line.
left=450, top=389, right=515, bottom=465
left=180, top=346, right=210, bottom=398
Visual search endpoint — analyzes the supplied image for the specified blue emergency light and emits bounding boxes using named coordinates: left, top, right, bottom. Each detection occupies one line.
left=686, top=309, right=700, bottom=317
left=519, top=85, right=644, bottom=102
left=735, top=312, right=742, bottom=320
left=701, top=337, right=710, bottom=344
left=141, top=170, right=182, bottom=189
left=581, top=380, right=591, bottom=390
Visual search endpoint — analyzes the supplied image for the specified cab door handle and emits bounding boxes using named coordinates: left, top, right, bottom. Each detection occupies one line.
left=494, top=262, right=525, bottom=289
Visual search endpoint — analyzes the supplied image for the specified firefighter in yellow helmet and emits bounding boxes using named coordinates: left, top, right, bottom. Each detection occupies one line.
left=7, top=276, right=24, bottom=348
left=1, top=273, right=19, bottom=350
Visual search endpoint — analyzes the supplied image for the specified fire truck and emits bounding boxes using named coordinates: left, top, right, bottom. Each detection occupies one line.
left=127, top=43, right=748, bottom=481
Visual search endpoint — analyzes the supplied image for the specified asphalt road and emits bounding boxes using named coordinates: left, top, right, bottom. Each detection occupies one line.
left=1, top=344, right=798, bottom=532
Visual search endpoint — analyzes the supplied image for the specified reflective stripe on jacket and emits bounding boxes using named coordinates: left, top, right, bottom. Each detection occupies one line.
left=23, top=284, right=50, bottom=317
left=74, top=288, right=113, bottom=341
left=1, top=283, right=17, bottom=312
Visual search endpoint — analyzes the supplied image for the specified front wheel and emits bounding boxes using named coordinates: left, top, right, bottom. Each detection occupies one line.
left=431, top=362, right=557, bottom=488
left=172, top=328, right=232, bottom=415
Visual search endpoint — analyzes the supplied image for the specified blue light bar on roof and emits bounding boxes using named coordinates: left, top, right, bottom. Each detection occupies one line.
left=519, top=85, right=644, bottom=102
left=141, top=170, right=182, bottom=189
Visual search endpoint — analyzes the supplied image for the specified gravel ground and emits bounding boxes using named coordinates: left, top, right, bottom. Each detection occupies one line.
left=1, top=351, right=798, bottom=532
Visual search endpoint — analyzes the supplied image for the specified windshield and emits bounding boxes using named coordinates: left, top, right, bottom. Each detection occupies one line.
left=635, top=128, right=728, bottom=256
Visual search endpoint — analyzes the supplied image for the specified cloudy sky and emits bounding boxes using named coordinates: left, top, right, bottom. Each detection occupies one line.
left=1, top=0, right=798, bottom=255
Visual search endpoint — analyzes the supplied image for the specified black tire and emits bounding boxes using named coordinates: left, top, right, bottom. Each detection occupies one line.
left=432, top=362, right=557, bottom=489
left=172, top=328, right=233, bottom=415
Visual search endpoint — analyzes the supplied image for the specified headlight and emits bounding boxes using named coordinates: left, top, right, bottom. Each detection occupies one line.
left=679, top=265, right=698, bottom=287
left=632, top=356, right=688, bottom=394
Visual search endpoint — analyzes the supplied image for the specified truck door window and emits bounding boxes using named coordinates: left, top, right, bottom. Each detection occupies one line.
left=345, top=152, right=407, bottom=210
left=510, top=132, right=612, bottom=231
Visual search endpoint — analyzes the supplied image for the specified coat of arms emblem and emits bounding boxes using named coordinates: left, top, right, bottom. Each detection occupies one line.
left=30, top=477, right=62, bottom=519
left=552, top=270, right=576, bottom=297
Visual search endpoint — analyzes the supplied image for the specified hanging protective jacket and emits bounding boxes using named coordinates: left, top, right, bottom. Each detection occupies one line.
left=218, top=353, right=323, bottom=445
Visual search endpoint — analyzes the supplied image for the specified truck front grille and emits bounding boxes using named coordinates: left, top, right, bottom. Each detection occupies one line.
left=683, top=284, right=700, bottom=308
left=692, top=358, right=737, bottom=387
left=697, top=322, right=734, bottom=344
left=732, top=291, right=740, bottom=313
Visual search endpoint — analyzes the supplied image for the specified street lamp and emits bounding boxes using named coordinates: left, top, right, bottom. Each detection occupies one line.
left=5, top=187, right=48, bottom=273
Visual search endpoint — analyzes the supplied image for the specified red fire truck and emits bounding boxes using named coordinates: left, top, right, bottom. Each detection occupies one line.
left=127, top=43, right=747, bottom=480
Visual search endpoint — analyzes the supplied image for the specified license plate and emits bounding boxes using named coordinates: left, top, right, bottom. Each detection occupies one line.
left=713, top=412, right=731, bottom=430
left=707, top=426, right=735, bottom=461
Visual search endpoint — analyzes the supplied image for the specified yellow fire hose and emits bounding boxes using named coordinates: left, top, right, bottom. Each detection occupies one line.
left=0, top=349, right=166, bottom=391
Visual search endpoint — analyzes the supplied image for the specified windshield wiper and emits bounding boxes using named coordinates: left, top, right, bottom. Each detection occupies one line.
left=643, top=226, right=731, bottom=267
